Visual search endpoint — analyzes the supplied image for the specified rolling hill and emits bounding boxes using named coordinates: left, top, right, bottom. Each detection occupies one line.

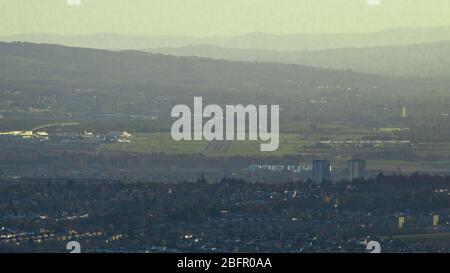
left=0, top=41, right=393, bottom=94
left=152, top=41, right=450, bottom=78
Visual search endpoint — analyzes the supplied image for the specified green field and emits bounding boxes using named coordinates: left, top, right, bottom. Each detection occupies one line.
left=97, top=133, right=314, bottom=156
left=96, top=130, right=450, bottom=172
left=98, top=133, right=209, bottom=154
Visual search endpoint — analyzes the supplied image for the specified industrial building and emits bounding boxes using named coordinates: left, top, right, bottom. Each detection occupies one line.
left=348, top=159, right=366, bottom=181
left=312, top=160, right=331, bottom=183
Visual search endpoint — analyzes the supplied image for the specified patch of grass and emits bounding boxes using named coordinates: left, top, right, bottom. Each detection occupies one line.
left=97, top=133, right=314, bottom=156
left=97, top=133, right=207, bottom=154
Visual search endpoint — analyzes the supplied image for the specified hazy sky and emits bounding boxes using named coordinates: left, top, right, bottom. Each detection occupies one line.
left=0, top=0, right=449, bottom=36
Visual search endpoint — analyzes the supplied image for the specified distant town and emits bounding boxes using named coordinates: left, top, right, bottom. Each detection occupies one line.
left=1, top=22, right=450, bottom=254
left=0, top=174, right=448, bottom=253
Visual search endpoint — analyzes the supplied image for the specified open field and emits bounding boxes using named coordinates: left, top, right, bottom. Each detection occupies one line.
left=95, top=121, right=377, bottom=157
left=98, top=133, right=209, bottom=154
left=97, top=131, right=450, bottom=157
left=367, top=160, right=450, bottom=172
left=97, top=133, right=312, bottom=156
left=96, top=132, right=450, bottom=171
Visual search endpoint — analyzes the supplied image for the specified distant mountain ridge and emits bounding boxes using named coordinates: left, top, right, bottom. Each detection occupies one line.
left=1, top=41, right=448, bottom=119
left=151, top=41, right=450, bottom=78
left=0, top=41, right=390, bottom=94
left=2, top=26, right=450, bottom=51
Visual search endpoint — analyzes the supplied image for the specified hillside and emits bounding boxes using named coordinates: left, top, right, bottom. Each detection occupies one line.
left=152, top=41, right=450, bottom=78
left=0, top=42, right=391, bottom=94
left=296, top=41, right=450, bottom=78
